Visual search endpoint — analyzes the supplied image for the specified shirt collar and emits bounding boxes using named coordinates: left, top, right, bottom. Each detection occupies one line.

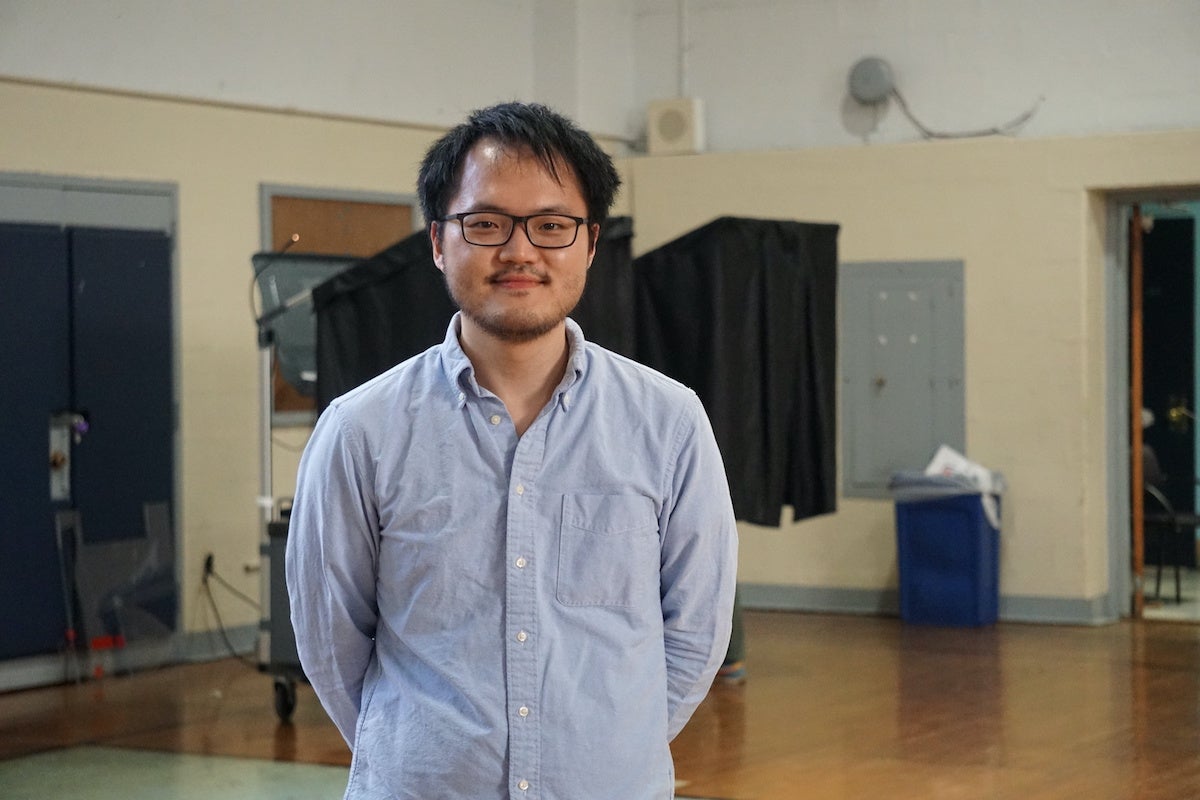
left=559, top=317, right=587, bottom=411
left=439, top=312, right=588, bottom=411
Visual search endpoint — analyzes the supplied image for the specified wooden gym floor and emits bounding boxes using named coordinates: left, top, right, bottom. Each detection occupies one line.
left=2, top=610, right=1199, bottom=799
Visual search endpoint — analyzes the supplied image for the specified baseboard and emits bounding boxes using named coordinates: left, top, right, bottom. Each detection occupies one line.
left=176, top=623, right=258, bottom=663
left=740, top=583, right=1117, bottom=626
left=0, top=623, right=258, bottom=693
left=741, top=583, right=900, bottom=616
left=998, top=594, right=1116, bottom=626
left=1, top=590, right=1118, bottom=694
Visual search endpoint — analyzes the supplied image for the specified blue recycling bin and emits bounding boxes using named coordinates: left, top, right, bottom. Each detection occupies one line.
left=890, top=472, right=1001, bottom=626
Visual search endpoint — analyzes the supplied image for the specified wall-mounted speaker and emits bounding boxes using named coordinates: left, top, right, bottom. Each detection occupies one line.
left=646, top=97, right=705, bottom=156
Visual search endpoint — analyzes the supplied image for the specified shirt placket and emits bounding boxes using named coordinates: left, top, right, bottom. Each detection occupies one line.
left=505, top=410, right=549, bottom=797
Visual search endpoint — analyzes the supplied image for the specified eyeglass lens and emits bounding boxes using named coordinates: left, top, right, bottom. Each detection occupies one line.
left=458, top=212, right=581, bottom=248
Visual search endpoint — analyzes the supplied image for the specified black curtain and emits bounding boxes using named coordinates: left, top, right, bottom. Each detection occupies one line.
left=568, top=216, right=635, bottom=358
left=633, top=216, right=839, bottom=526
left=313, top=232, right=454, bottom=411
left=312, top=217, right=635, bottom=410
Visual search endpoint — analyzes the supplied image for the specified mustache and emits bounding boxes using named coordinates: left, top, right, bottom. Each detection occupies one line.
left=489, top=267, right=548, bottom=283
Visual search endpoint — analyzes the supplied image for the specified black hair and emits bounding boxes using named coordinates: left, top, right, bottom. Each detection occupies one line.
left=417, top=102, right=621, bottom=228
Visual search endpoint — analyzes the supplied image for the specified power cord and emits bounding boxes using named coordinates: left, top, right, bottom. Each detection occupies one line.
left=891, top=87, right=1043, bottom=140
left=201, top=553, right=259, bottom=668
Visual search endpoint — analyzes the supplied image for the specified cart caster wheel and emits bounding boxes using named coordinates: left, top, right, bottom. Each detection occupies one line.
left=274, top=677, right=297, bottom=723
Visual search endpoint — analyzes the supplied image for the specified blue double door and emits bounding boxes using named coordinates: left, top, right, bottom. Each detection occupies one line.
left=0, top=223, right=174, bottom=660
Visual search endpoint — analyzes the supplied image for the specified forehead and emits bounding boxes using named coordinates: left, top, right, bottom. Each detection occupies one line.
left=451, top=139, right=585, bottom=209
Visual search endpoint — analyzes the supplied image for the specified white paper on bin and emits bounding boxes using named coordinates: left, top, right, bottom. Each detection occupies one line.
left=924, top=445, right=1003, bottom=529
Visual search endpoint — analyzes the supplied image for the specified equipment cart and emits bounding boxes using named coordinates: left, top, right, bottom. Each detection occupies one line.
left=252, top=250, right=355, bottom=721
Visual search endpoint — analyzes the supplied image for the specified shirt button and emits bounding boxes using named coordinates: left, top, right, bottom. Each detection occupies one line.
left=515, top=484, right=525, bottom=496
left=516, top=630, right=527, bottom=643
left=489, top=414, right=501, bottom=425
left=518, top=705, right=530, bottom=717
left=518, top=779, right=529, bottom=791
left=515, top=556, right=527, bottom=569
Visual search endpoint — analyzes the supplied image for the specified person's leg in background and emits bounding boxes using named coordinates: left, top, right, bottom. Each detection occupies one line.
left=716, top=587, right=745, bottom=685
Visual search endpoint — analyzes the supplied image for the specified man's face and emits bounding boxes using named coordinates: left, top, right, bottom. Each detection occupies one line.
left=431, top=139, right=597, bottom=344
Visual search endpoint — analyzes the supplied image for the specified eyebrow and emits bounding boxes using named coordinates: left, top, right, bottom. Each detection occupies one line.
left=462, top=203, right=581, bottom=216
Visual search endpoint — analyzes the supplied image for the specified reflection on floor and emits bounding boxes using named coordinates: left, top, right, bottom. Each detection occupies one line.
left=1143, top=566, right=1200, bottom=621
left=8, top=611, right=1200, bottom=799
left=0, top=746, right=349, bottom=800
left=0, top=746, right=719, bottom=800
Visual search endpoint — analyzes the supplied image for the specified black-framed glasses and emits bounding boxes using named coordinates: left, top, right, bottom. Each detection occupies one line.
left=438, top=211, right=588, bottom=249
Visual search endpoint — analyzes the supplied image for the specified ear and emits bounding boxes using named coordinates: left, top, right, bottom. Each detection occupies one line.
left=585, top=223, right=600, bottom=270
left=430, top=222, right=446, bottom=272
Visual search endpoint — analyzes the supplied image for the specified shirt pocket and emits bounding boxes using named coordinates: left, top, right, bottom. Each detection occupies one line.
left=557, top=493, right=659, bottom=607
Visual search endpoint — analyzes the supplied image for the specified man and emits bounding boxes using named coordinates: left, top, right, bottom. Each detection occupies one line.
left=287, top=102, right=737, bottom=799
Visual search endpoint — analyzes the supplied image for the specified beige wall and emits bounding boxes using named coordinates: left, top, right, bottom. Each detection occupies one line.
left=1, top=78, right=633, bottom=637
left=5, top=77, right=1200, bottom=634
left=627, top=131, right=1200, bottom=614
left=3, top=79, right=441, bottom=632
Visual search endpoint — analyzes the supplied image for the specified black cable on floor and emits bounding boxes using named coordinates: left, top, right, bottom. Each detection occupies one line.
left=207, top=567, right=260, bottom=610
left=201, top=570, right=258, bottom=669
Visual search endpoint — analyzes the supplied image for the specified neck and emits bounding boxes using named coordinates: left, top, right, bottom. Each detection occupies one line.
left=459, top=318, right=571, bottom=436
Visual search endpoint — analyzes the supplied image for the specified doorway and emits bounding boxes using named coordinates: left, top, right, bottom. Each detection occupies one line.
left=1120, top=195, right=1200, bottom=621
left=0, top=174, right=177, bottom=685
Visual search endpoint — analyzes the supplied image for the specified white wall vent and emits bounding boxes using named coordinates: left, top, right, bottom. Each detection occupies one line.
left=646, top=98, right=705, bottom=156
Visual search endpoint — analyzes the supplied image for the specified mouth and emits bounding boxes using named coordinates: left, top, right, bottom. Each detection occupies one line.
left=490, top=270, right=546, bottom=290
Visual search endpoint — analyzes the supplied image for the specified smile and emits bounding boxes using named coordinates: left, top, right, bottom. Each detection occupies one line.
left=490, top=272, right=546, bottom=289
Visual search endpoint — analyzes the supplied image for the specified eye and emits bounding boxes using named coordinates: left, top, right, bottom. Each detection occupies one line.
left=465, top=216, right=501, bottom=230
left=534, top=216, right=577, bottom=232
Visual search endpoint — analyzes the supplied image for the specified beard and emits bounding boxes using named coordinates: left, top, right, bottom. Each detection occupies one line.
left=445, top=267, right=585, bottom=343
left=463, top=306, right=566, bottom=343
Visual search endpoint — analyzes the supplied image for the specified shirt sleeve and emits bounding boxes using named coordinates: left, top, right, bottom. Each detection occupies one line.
left=659, top=396, right=739, bottom=740
left=285, top=403, right=380, bottom=747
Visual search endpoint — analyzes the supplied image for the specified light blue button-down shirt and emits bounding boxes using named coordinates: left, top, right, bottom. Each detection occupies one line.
left=287, top=314, right=737, bottom=800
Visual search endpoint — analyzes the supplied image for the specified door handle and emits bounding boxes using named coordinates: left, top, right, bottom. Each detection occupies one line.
left=48, top=411, right=89, bottom=503
left=1168, top=399, right=1195, bottom=433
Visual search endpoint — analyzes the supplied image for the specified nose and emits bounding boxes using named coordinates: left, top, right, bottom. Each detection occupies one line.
left=499, top=221, right=539, bottom=262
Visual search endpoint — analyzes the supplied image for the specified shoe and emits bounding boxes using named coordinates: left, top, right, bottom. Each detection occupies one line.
left=716, top=660, right=746, bottom=686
